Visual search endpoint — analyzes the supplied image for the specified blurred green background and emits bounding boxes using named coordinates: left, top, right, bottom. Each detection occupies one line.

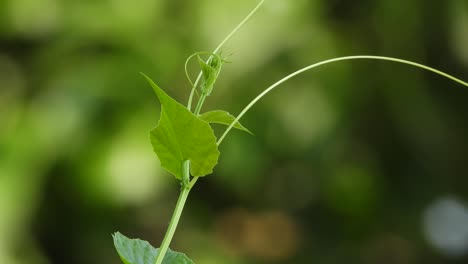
left=1, top=0, right=468, bottom=263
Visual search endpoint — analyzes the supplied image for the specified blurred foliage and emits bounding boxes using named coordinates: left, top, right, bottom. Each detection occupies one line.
left=1, top=0, right=468, bottom=263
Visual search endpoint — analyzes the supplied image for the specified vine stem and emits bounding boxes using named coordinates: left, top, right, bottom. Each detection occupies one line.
left=155, top=48, right=219, bottom=260
left=155, top=160, right=191, bottom=264
left=217, top=55, right=468, bottom=146
left=184, top=89, right=207, bottom=206
left=194, top=94, right=207, bottom=115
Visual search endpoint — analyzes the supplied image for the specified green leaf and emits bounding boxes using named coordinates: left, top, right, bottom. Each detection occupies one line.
left=113, top=232, right=194, bottom=264
left=142, top=73, right=220, bottom=179
left=199, top=110, right=252, bottom=134
left=197, top=55, right=223, bottom=96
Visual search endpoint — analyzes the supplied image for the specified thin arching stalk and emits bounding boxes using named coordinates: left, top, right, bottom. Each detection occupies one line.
left=217, top=55, right=468, bottom=146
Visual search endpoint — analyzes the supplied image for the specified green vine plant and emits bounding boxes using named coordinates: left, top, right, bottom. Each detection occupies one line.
left=112, top=1, right=468, bottom=263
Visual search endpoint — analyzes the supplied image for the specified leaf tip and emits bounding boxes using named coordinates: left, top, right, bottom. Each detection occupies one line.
left=140, top=72, right=153, bottom=83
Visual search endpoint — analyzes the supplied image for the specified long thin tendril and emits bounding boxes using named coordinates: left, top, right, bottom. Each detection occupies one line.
left=187, top=0, right=266, bottom=111
left=217, top=55, right=468, bottom=145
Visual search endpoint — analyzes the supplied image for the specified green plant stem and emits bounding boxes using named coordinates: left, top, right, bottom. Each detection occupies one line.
left=155, top=160, right=191, bottom=264
left=188, top=176, right=199, bottom=189
left=194, top=94, right=207, bottom=115
left=217, top=55, right=468, bottom=146
left=155, top=71, right=211, bottom=262
left=188, top=91, right=209, bottom=188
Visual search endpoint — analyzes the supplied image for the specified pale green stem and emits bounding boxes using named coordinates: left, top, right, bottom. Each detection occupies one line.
left=187, top=0, right=266, bottom=110
left=155, top=160, right=191, bottom=264
left=194, top=94, right=207, bottom=115
left=155, top=61, right=213, bottom=261
left=217, top=55, right=468, bottom=146
left=188, top=176, right=199, bottom=189
left=188, top=91, right=210, bottom=188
